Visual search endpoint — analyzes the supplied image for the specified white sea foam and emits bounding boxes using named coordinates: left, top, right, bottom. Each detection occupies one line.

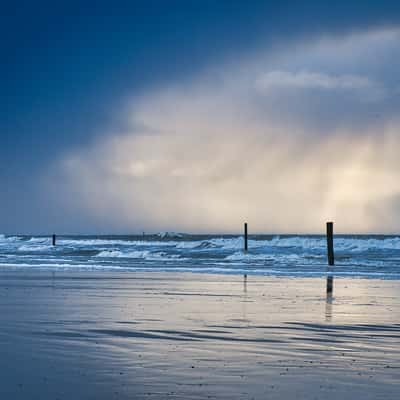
left=18, top=245, right=53, bottom=252
left=27, top=237, right=50, bottom=244
left=2, top=234, right=400, bottom=278
left=96, top=250, right=149, bottom=258
left=60, top=239, right=178, bottom=247
left=0, top=235, right=22, bottom=244
left=95, top=249, right=186, bottom=261
left=5, top=235, right=400, bottom=254
left=0, top=263, right=110, bottom=270
left=157, top=232, right=184, bottom=239
left=225, top=252, right=273, bottom=261
left=266, top=236, right=400, bottom=251
left=225, top=252, right=301, bottom=262
left=208, top=236, right=400, bottom=252
left=60, top=239, right=137, bottom=246
left=175, top=241, right=205, bottom=249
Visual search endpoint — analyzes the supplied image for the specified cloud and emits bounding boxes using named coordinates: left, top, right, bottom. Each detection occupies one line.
left=46, top=27, right=400, bottom=233
left=256, top=70, right=374, bottom=91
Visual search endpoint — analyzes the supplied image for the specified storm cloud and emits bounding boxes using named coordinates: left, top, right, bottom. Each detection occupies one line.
left=47, top=27, right=400, bottom=234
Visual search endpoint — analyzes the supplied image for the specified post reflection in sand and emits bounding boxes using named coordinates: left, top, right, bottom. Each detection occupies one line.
left=325, top=289, right=333, bottom=322
left=325, top=275, right=334, bottom=321
left=242, top=274, right=248, bottom=321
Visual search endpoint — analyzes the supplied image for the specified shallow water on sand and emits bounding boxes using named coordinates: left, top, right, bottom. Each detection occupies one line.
left=1, top=272, right=399, bottom=399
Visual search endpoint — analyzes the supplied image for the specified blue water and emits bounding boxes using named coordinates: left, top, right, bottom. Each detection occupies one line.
left=1, top=233, right=400, bottom=278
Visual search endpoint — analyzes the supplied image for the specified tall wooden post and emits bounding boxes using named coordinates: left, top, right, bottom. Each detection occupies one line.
left=244, top=223, right=248, bottom=252
left=326, top=222, right=334, bottom=266
left=326, top=222, right=334, bottom=295
left=52, top=234, right=56, bottom=246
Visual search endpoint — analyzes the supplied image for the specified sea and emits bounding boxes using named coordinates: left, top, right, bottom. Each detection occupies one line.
left=1, top=233, right=400, bottom=279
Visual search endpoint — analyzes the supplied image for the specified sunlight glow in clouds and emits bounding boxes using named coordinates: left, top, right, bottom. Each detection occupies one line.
left=53, top=28, right=400, bottom=233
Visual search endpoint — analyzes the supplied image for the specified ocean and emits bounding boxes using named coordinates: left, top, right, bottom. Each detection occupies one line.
left=1, top=233, right=400, bottom=278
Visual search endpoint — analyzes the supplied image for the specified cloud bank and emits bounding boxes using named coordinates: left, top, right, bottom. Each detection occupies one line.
left=49, top=28, right=400, bottom=233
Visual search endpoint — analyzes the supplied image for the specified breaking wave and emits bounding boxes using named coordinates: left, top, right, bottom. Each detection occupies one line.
left=1, top=234, right=400, bottom=278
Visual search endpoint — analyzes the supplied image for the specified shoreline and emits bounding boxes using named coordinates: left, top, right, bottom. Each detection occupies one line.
left=1, top=266, right=399, bottom=280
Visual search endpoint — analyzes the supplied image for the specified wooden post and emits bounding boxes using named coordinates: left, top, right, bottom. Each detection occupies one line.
left=326, top=222, right=334, bottom=266
left=244, top=222, right=248, bottom=252
left=326, top=222, right=334, bottom=295
left=52, top=234, right=56, bottom=246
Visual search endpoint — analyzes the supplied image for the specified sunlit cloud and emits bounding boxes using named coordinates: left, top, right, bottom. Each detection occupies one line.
left=256, top=70, right=374, bottom=91
left=49, top=27, right=400, bottom=233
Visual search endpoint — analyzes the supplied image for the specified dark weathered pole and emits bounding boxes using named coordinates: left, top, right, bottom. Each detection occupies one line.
left=52, top=234, right=56, bottom=246
left=244, top=222, right=248, bottom=252
left=326, top=222, right=334, bottom=295
left=326, top=222, right=334, bottom=266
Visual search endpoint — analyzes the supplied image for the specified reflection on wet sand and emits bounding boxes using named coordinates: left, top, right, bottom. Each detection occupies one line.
left=0, top=271, right=399, bottom=400
left=325, top=291, right=333, bottom=322
left=326, top=275, right=333, bottom=294
left=325, top=275, right=334, bottom=321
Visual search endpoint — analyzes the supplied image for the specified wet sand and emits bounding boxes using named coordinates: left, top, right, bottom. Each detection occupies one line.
left=0, top=270, right=399, bottom=399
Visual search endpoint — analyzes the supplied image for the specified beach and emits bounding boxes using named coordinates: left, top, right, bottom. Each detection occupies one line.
left=5, top=2, right=400, bottom=399
left=1, top=270, right=399, bottom=399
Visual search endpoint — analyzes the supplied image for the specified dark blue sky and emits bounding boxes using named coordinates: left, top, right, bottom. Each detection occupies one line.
left=2, top=1, right=400, bottom=233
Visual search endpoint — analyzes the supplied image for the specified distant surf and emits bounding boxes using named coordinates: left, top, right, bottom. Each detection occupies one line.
left=1, top=234, right=400, bottom=278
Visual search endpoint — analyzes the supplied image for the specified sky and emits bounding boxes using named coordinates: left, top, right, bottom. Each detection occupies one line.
left=2, top=1, right=400, bottom=234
